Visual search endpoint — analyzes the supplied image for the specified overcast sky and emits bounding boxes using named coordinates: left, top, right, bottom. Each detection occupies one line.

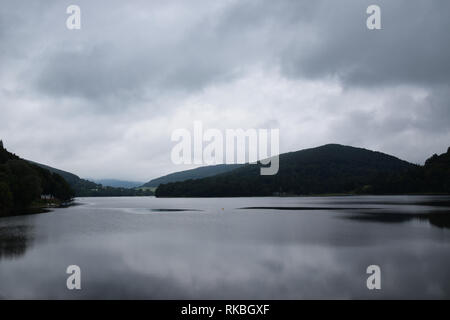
left=1, top=0, right=449, bottom=181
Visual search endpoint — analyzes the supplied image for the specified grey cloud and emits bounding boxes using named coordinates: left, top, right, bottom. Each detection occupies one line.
left=420, top=85, right=450, bottom=131
left=281, top=0, right=450, bottom=87
left=20, top=1, right=321, bottom=103
left=3, top=0, right=450, bottom=99
left=327, top=86, right=450, bottom=164
left=18, top=0, right=450, bottom=100
left=34, top=43, right=157, bottom=102
left=1, top=0, right=450, bottom=180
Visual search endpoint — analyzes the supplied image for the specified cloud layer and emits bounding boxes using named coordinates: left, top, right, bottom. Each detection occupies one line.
left=1, top=0, right=449, bottom=180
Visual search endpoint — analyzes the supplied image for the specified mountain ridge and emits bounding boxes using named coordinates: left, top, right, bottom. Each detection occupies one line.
left=155, top=144, right=424, bottom=197
left=142, top=163, right=244, bottom=187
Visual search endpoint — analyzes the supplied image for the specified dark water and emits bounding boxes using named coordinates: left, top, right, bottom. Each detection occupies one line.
left=0, top=195, right=450, bottom=299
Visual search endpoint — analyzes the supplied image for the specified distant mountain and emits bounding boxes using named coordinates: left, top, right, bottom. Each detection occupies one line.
left=142, top=164, right=244, bottom=187
left=93, top=179, right=144, bottom=188
left=155, top=144, right=418, bottom=197
left=29, top=161, right=153, bottom=197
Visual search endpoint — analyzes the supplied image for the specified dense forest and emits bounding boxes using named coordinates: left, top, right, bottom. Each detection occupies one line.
left=73, top=180, right=154, bottom=197
left=1, top=141, right=154, bottom=217
left=155, top=144, right=450, bottom=197
left=368, top=146, right=450, bottom=194
left=0, top=141, right=74, bottom=217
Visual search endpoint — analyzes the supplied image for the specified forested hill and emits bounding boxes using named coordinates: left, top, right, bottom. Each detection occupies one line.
left=0, top=141, right=74, bottom=217
left=142, top=164, right=243, bottom=187
left=155, top=144, right=420, bottom=197
left=423, top=146, right=450, bottom=192
left=369, top=146, right=450, bottom=194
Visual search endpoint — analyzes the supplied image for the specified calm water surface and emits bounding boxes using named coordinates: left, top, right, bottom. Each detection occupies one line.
left=1, top=195, right=450, bottom=299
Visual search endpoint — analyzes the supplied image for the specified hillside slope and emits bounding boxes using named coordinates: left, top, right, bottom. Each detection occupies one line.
left=155, top=144, right=417, bottom=197
left=1, top=142, right=74, bottom=216
left=30, top=161, right=153, bottom=197
left=369, top=146, right=450, bottom=194
left=142, top=164, right=243, bottom=187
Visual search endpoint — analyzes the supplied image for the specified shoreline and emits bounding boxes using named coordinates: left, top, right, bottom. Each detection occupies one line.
left=0, top=199, right=77, bottom=219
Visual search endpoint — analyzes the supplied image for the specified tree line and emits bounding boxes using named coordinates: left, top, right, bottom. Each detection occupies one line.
left=1, top=142, right=74, bottom=216
left=155, top=144, right=450, bottom=197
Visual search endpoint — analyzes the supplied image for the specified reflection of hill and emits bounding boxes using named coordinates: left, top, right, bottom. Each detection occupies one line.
left=344, top=209, right=450, bottom=230
left=0, top=225, right=33, bottom=260
left=428, top=213, right=450, bottom=229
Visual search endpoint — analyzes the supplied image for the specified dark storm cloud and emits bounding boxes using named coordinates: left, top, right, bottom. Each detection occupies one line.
left=26, top=0, right=450, bottom=104
left=281, top=0, right=450, bottom=87
left=0, top=0, right=449, bottom=179
left=4, top=0, right=450, bottom=96
left=421, top=85, right=450, bottom=131
left=28, top=0, right=277, bottom=102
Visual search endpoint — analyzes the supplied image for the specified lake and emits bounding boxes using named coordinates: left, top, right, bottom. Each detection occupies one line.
left=0, top=195, right=450, bottom=299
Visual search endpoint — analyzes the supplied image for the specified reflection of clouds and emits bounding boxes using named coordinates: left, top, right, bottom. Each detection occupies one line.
left=4, top=236, right=450, bottom=299
left=0, top=225, right=33, bottom=260
left=0, top=196, right=450, bottom=299
left=115, top=237, right=450, bottom=299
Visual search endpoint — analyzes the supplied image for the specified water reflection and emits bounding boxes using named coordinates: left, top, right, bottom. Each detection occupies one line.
left=0, top=225, right=33, bottom=260
left=241, top=197, right=450, bottom=230
left=322, top=196, right=450, bottom=207
left=0, top=196, right=449, bottom=299
left=343, top=210, right=450, bottom=229
left=328, top=197, right=450, bottom=229
left=150, top=209, right=203, bottom=212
